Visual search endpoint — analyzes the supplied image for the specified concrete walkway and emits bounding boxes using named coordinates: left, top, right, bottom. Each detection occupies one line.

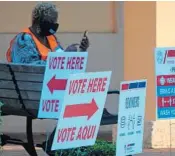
left=1, top=133, right=175, bottom=156
left=138, top=149, right=175, bottom=156
left=1, top=145, right=175, bottom=156
left=1, top=145, right=48, bottom=156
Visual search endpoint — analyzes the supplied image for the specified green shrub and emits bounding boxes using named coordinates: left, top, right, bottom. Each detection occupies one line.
left=55, top=140, right=116, bottom=156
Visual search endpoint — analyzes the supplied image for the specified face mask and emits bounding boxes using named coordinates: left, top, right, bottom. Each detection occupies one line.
left=40, top=22, right=59, bottom=36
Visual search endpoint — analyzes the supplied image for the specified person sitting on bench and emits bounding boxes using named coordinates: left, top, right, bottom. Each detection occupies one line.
left=6, top=2, right=89, bottom=64
left=5, top=2, right=89, bottom=154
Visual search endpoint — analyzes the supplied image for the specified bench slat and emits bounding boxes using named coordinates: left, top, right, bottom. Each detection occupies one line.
left=17, top=81, right=42, bottom=91
left=20, top=91, right=41, bottom=100
left=0, top=89, right=41, bottom=100
left=0, top=89, right=18, bottom=99
left=1, top=98, right=39, bottom=110
left=0, top=71, right=12, bottom=80
left=0, top=80, right=15, bottom=89
left=24, top=100, right=39, bottom=109
left=15, top=72, right=44, bottom=82
left=0, top=98, right=21, bottom=109
left=11, top=64, right=45, bottom=74
left=0, top=63, right=9, bottom=72
left=2, top=108, right=38, bottom=117
left=1, top=98, right=39, bottom=116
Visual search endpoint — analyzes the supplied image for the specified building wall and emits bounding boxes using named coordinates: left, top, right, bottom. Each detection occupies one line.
left=124, top=1, right=156, bottom=120
left=112, top=1, right=175, bottom=149
left=0, top=1, right=124, bottom=133
left=151, top=1, right=175, bottom=148
left=156, top=2, right=175, bottom=47
left=0, top=1, right=116, bottom=33
left=112, top=1, right=156, bottom=148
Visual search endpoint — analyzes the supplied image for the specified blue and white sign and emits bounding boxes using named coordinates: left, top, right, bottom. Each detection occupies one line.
left=51, top=71, right=112, bottom=150
left=116, top=79, right=147, bottom=156
left=38, top=52, right=88, bottom=119
left=154, top=48, right=175, bottom=119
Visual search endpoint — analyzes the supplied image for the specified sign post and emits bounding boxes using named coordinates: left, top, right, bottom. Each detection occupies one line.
left=51, top=71, right=111, bottom=150
left=38, top=52, right=88, bottom=119
left=116, top=80, right=147, bottom=156
left=154, top=48, right=175, bottom=119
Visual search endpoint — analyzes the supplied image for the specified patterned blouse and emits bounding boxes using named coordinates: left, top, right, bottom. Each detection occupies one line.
left=10, top=32, right=78, bottom=65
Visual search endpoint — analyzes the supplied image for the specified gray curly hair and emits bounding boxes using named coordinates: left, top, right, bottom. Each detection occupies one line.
left=32, top=2, right=58, bottom=24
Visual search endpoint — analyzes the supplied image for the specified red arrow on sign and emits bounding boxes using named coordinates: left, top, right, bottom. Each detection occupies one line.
left=63, top=98, right=98, bottom=120
left=47, top=75, right=67, bottom=94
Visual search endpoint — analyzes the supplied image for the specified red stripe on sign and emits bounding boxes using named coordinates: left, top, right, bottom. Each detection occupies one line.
left=167, top=50, right=175, bottom=57
left=121, top=84, right=129, bottom=90
left=157, top=97, right=175, bottom=108
left=157, top=75, right=175, bottom=86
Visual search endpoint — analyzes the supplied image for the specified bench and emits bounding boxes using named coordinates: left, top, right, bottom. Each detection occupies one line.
left=0, top=62, right=119, bottom=156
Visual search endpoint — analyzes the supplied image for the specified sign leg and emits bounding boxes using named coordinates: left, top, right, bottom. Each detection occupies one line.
left=42, top=127, right=56, bottom=154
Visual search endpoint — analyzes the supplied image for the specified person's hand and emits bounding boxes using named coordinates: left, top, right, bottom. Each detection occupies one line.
left=79, top=31, right=89, bottom=52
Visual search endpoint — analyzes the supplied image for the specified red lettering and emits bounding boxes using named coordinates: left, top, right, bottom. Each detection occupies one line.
left=82, top=126, right=88, bottom=140
left=42, top=99, right=59, bottom=112
left=71, top=57, right=76, bottom=69
left=75, top=57, right=80, bottom=69
left=70, top=127, right=76, bottom=141
left=81, top=79, right=87, bottom=93
left=42, top=100, right=47, bottom=111
left=97, top=78, right=103, bottom=92
left=76, top=125, right=96, bottom=140
left=76, top=79, right=82, bottom=93
left=69, top=80, right=78, bottom=94
left=87, top=125, right=96, bottom=139
left=61, top=129, right=67, bottom=142
left=92, top=78, right=98, bottom=92
left=76, top=127, right=82, bottom=140
left=80, top=57, right=84, bottom=69
left=69, top=79, right=87, bottom=95
left=101, top=77, right=107, bottom=91
left=87, top=79, right=94, bottom=92
left=61, top=57, right=65, bottom=69
left=66, top=57, right=85, bottom=70
left=66, top=128, right=72, bottom=141
left=66, top=57, right=72, bottom=69
left=49, top=57, right=65, bottom=69
left=57, top=127, right=76, bottom=143
left=52, top=57, right=57, bottom=69
left=91, top=126, right=96, bottom=139
left=54, top=100, right=59, bottom=112
left=72, top=80, right=79, bottom=94
left=57, top=129, right=62, bottom=143
left=69, top=80, right=74, bottom=94
left=87, top=77, right=107, bottom=93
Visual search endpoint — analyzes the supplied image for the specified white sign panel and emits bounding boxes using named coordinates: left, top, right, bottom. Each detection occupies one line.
left=38, top=52, right=88, bottom=119
left=51, top=71, right=112, bottom=150
left=116, top=79, right=147, bottom=156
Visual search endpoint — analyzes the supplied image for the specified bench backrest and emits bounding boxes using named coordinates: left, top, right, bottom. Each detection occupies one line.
left=0, top=62, right=45, bottom=116
left=0, top=62, right=120, bottom=119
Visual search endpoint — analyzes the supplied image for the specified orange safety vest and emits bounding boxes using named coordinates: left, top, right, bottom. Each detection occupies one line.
left=6, top=28, right=59, bottom=62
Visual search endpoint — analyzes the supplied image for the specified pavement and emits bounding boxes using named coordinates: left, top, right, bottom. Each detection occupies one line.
left=1, top=133, right=175, bottom=156
left=2, top=145, right=48, bottom=156
left=1, top=145, right=175, bottom=156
